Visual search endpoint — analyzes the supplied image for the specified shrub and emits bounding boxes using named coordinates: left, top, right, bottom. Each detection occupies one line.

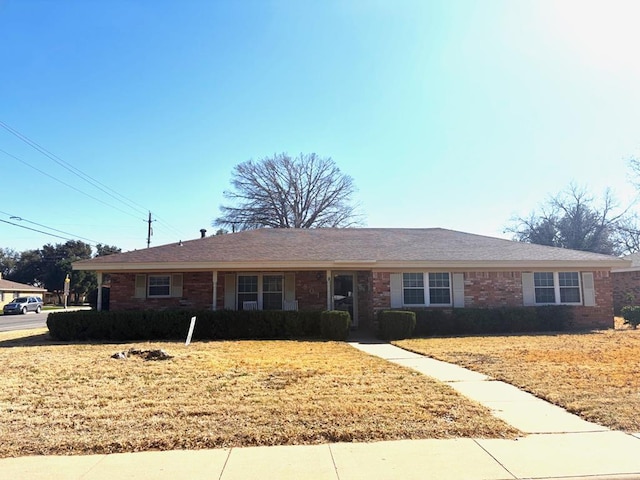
left=387, top=305, right=572, bottom=337
left=621, top=305, right=640, bottom=329
left=535, top=305, right=572, bottom=331
left=377, top=310, right=416, bottom=340
left=414, top=309, right=452, bottom=336
left=320, top=310, right=351, bottom=341
left=47, top=309, right=325, bottom=341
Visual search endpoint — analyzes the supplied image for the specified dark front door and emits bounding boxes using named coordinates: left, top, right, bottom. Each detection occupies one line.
left=333, top=273, right=357, bottom=327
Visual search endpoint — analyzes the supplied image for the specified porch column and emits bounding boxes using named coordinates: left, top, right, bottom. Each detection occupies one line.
left=326, top=270, right=332, bottom=311
left=96, top=272, right=103, bottom=312
left=212, top=271, right=218, bottom=311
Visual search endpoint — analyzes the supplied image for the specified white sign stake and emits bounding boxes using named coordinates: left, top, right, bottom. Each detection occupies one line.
left=185, top=316, right=196, bottom=346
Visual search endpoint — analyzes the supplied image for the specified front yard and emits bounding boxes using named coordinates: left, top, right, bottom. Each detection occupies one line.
left=0, top=329, right=516, bottom=458
left=396, top=326, right=640, bottom=432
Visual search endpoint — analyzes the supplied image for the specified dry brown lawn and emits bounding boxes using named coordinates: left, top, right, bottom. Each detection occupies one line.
left=396, top=322, right=640, bottom=432
left=0, top=329, right=517, bottom=458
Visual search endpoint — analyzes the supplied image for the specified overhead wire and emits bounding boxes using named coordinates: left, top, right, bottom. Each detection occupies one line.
left=0, top=120, right=149, bottom=217
left=0, top=218, right=77, bottom=243
left=0, top=120, right=188, bottom=240
left=0, top=210, right=100, bottom=245
left=0, top=148, right=146, bottom=221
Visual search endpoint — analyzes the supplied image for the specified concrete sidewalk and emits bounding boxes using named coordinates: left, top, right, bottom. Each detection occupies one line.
left=2, top=338, right=640, bottom=479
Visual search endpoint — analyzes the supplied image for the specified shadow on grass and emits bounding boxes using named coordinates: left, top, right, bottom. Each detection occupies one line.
left=0, top=329, right=383, bottom=349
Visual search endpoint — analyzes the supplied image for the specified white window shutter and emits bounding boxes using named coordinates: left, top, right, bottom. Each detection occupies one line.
left=522, top=272, right=535, bottom=306
left=390, top=273, right=403, bottom=308
left=171, top=274, right=183, bottom=297
left=582, top=272, right=596, bottom=306
left=134, top=274, right=146, bottom=298
left=452, top=273, right=465, bottom=308
left=284, top=273, right=296, bottom=303
left=224, top=274, right=236, bottom=310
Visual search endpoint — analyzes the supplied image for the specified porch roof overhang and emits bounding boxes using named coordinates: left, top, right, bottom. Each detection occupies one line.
left=73, top=258, right=629, bottom=273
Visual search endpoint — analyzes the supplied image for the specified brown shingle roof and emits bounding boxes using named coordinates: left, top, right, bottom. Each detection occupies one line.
left=0, top=278, right=46, bottom=293
left=73, top=228, right=629, bottom=271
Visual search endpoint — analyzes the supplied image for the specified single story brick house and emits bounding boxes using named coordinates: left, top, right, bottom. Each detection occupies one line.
left=73, top=228, right=630, bottom=330
left=611, top=252, right=640, bottom=313
left=0, top=273, right=47, bottom=310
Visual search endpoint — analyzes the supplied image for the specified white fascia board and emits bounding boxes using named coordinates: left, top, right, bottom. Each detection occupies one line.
left=611, top=267, right=640, bottom=273
left=74, top=258, right=628, bottom=273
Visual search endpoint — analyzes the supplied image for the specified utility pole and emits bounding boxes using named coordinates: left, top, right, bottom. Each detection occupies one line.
left=146, top=211, right=154, bottom=248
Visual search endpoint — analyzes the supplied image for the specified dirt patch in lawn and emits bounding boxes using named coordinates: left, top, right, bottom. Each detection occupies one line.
left=0, top=329, right=517, bottom=457
left=396, top=326, right=640, bottom=432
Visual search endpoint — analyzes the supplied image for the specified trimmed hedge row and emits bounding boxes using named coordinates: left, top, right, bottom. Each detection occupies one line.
left=47, top=309, right=329, bottom=341
left=377, top=310, right=416, bottom=340
left=320, top=310, right=352, bottom=340
left=410, top=305, right=573, bottom=336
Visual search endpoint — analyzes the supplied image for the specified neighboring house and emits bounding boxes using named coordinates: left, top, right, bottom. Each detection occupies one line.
left=72, top=228, right=630, bottom=330
left=0, top=273, right=47, bottom=310
left=611, top=252, right=640, bottom=313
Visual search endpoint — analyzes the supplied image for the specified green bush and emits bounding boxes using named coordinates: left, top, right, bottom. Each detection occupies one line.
left=47, top=309, right=325, bottom=341
left=621, top=305, right=640, bottom=329
left=320, top=310, right=351, bottom=341
left=414, top=309, right=452, bottom=336
left=377, top=310, right=416, bottom=340
left=392, top=305, right=572, bottom=337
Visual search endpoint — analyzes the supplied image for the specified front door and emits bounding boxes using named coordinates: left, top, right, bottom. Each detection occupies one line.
left=333, top=273, right=358, bottom=327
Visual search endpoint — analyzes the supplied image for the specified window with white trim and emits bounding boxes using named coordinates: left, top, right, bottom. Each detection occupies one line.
left=262, top=275, right=283, bottom=310
left=238, top=275, right=259, bottom=308
left=534, top=272, right=581, bottom=304
left=402, top=272, right=451, bottom=306
left=429, top=272, right=451, bottom=304
left=237, top=274, right=284, bottom=310
left=148, top=275, right=171, bottom=297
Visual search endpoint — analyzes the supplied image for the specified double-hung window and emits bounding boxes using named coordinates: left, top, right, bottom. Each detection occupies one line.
left=262, top=275, right=283, bottom=310
left=402, top=272, right=451, bottom=306
left=237, top=274, right=283, bottom=310
left=148, top=275, right=171, bottom=297
left=403, top=273, right=425, bottom=305
left=238, top=275, right=259, bottom=308
left=533, top=272, right=581, bottom=304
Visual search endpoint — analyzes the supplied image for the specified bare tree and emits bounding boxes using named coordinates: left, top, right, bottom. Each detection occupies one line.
left=214, top=153, right=362, bottom=230
left=507, top=184, right=629, bottom=255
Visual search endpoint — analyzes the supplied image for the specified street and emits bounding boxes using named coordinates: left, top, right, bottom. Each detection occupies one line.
left=0, top=311, right=49, bottom=332
left=0, top=308, right=89, bottom=332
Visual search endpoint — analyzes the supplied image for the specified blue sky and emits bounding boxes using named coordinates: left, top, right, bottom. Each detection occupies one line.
left=2, top=0, right=640, bottom=253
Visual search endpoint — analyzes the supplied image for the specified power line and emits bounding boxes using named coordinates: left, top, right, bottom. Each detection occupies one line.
left=0, top=148, right=146, bottom=221
left=0, top=210, right=100, bottom=245
left=0, top=120, right=149, bottom=217
left=0, top=120, right=189, bottom=242
left=0, top=218, right=75, bottom=243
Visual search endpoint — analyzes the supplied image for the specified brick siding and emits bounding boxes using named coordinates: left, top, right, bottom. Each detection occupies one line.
left=109, top=269, right=614, bottom=330
left=612, top=270, right=640, bottom=314
left=464, top=271, right=523, bottom=307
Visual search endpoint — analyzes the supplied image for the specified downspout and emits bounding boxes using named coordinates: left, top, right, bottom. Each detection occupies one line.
left=326, top=270, right=332, bottom=311
left=212, top=271, right=218, bottom=311
left=96, top=272, right=103, bottom=312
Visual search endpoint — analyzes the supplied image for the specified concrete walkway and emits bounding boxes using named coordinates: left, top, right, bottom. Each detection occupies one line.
left=2, top=338, right=640, bottom=479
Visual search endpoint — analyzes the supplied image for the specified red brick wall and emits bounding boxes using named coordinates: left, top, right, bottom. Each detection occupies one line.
left=612, top=271, right=640, bottom=314
left=570, top=270, right=613, bottom=329
left=293, top=271, right=327, bottom=310
left=109, top=272, right=214, bottom=311
left=109, top=269, right=614, bottom=330
left=372, top=272, right=391, bottom=310
left=464, top=272, right=523, bottom=307
left=369, top=270, right=614, bottom=331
